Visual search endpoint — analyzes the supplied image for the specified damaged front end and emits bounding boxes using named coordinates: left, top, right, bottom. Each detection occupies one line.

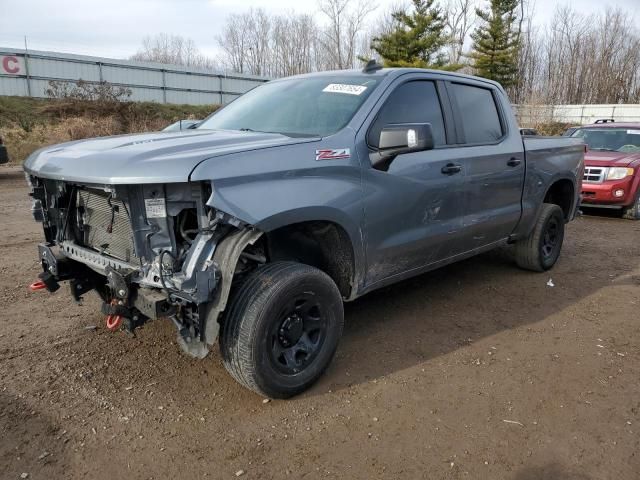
left=26, top=174, right=262, bottom=358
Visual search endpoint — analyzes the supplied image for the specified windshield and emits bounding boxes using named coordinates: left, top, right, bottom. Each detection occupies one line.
left=197, top=75, right=380, bottom=137
left=571, top=127, right=640, bottom=153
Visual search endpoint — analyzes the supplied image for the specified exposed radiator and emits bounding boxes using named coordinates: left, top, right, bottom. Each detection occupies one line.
left=76, top=189, right=138, bottom=262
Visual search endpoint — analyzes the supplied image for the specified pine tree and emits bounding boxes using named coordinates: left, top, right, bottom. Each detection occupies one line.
left=370, top=0, right=451, bottom=69
left=469, top=0, right=522, bottom=88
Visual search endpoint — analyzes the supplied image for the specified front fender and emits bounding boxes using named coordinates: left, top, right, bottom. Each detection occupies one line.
left=205, top=171, right=367, bottom=293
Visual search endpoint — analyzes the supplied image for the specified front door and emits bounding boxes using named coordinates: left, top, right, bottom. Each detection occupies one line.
left=360, top=79, right=468, bottom=286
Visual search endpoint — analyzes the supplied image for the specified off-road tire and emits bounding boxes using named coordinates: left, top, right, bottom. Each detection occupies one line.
left=514, top=203, right=565, bottom=272
left=220, top=261, right=344, bottom=398
left=622, top=192, right=640, bottom=220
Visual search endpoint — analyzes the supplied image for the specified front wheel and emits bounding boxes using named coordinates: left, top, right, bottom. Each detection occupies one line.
left=220, top=261, right=344, bottom=398
left=622, top=192, right=640, bottom=220
left=514, top=203, right=565, bottom=272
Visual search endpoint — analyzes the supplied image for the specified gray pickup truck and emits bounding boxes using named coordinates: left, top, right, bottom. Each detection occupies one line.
left=24, top=66, right=584, bottom=398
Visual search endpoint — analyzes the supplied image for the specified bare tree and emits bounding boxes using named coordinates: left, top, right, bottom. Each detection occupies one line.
left=512, top=15, right=542, bottom=104
left=131, top=33, right=217, bottom=69
left=317, top=0, right=378, bottom=70
left=532, top=6, right=640, bottom=104
left=244, top=9, right=273, bottom=76
left=214, top=1, right=639, bottom=105
left=272, top=12, right=320, bottom=76
left=217, top=14, right=252, bottom=73
left=444, top=0, right=475, bottom=65
left=217, top=9, right=322, bottom=77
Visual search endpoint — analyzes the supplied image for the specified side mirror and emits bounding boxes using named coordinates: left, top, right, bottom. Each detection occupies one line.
left=371, top=123, right=434, bottom=170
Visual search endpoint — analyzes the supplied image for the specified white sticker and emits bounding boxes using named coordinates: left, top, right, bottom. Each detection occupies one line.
left=322, top=84, right=367, bottom=95
left=145, top=198, right=166, bottom=218
left=627, top=129, right=640, bottom=135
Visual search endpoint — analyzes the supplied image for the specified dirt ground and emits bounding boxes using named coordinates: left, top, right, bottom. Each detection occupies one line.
left=1, top=164, right=639, bottom=480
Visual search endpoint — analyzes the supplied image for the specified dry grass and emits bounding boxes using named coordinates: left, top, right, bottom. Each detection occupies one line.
left=2, top=117, right=123, bottom=163
left=530, top=121, right=574, bottom=136
left=0, top=96, right=217, bottom=163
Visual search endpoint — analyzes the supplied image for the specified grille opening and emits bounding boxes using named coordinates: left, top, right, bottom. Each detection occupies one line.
left=583, top=167, right=606, bottom=183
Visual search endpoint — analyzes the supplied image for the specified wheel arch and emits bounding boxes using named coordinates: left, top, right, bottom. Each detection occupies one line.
left=543, top=177, right=577, bottom=221
left=261, top=217, right=359, bottom=300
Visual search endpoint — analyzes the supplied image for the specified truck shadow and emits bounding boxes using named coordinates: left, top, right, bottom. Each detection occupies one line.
left=579, top=206, right=624, bottom=219
left=317, top=220, right=638, bottom=393
left=512, top=462, right=592, bottom=480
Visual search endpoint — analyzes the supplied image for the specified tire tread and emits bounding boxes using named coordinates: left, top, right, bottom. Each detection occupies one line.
left=514, top=203, right=564, bottom=272
left=622, top=192, right=640, bottom=220
left=220, top=261, right=343, bottom=398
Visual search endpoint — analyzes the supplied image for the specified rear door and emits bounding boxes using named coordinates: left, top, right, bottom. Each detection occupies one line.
left=446, top=81, right=525, bottom=248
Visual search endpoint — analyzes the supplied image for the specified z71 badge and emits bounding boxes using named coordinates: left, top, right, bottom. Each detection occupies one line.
left=315, top=149, right=351, bottom=161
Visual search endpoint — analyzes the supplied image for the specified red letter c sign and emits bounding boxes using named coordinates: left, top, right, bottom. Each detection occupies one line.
left=2, top=56, right=20, bottom=74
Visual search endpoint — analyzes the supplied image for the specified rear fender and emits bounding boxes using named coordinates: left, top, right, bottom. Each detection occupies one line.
left=516, top=173, right=579, bottom=239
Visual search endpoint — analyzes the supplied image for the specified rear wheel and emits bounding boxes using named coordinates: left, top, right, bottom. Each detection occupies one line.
left=514, top=203, right=565, bottom=272
left=220, top=261, right=344, bottom=398
left=622, top=192, right=640, bottom=220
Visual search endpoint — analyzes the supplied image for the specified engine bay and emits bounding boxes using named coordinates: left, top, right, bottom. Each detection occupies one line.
left=26, top=174, right=263, bottom=357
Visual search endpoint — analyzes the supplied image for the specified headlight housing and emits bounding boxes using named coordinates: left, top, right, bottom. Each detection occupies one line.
left=606, top=167, right=634, bottom=180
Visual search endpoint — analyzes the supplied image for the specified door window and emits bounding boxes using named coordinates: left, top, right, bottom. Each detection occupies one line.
left=450, top=83, right=503, bottom=144
left=368, top=81, right=446, bottom=148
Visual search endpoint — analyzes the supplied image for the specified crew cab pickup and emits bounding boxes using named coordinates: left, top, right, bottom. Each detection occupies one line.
left=23, top=66, right=584, bottom=398
left=569, top=122, right=640, bottom=219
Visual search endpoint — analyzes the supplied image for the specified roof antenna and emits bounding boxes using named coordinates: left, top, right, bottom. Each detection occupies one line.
left=363, top=59, right=383, bottom=73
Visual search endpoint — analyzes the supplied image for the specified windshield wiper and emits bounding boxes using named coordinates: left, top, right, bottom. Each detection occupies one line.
left=237, top=127, right=319, bottom=138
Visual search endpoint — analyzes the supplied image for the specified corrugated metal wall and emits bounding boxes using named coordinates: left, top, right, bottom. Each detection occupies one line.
left=0, top=47, right=269, bottom=105
left=514, top=104, right=640, bottom=126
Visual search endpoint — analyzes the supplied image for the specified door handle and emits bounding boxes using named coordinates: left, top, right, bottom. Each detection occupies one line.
left=507, top=157, right=522, bottom=167
left=441, top=163, right=462, bottom=175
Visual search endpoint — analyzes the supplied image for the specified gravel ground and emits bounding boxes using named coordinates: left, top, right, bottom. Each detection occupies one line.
left=1, top=164, right=639, bottom=479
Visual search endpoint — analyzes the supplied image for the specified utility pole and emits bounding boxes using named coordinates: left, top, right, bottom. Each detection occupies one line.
left=23, top=36, right=32, bottom=97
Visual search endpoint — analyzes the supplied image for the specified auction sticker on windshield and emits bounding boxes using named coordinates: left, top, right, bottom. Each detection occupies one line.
left=322, top=84, right=367, bottom=95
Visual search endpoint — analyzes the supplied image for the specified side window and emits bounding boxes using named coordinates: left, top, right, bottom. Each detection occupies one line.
left=368, top=80, right=446, bottom=148
left=450, top=83, right=503, bottom=143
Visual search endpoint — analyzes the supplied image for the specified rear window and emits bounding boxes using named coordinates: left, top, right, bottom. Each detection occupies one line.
left=450, top=83, right=503, bottom=144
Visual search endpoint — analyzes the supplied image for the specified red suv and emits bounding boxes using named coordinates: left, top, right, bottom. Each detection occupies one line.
left=571, top=122, right=640, bottom=219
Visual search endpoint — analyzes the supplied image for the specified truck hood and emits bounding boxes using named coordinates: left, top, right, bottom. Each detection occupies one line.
left=23, top=129, right=318, bottom=184
left=584, top=150, right=640, bottom=168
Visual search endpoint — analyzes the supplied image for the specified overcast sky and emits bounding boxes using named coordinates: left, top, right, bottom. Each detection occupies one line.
left=1, top=0, right=638, bottom=60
